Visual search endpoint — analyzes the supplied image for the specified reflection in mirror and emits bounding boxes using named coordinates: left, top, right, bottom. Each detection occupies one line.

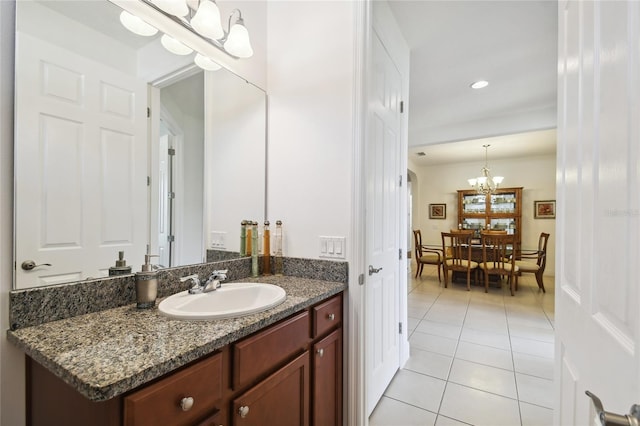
left=13, top=0, right=266, bottom=289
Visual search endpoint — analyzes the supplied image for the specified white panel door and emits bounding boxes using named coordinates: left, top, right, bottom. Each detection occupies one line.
left=366, top=30, right=402, bottom=415
left=15, top=32, right=147, bottom=288
left=556, top=1, right=640, bottom=423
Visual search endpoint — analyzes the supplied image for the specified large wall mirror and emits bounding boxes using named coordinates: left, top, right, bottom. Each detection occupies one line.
left=13, top=0, right=266, bottom=289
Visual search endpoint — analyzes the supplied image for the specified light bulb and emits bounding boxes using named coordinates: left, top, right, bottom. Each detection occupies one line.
left=468, top=178, right=477, bottom=186
left=194, top=54, right=222, bottom=71
left=191, top=0, right=224, bottom=40
left=119, top=11, right=158, bottom=37
left=152, top=0, right=188, bottom=17
left=224, top=20, right=253, bottom=58
left=493, top=176, right=504, bottom=185
left=161, top=34, right=193, bottom=55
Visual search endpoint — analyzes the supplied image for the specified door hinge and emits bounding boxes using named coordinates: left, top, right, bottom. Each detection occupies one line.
left=399, top=249, right=403, bottom=260
left=168, top=191, right=175, bottom=199
left=400, top=101, right=404, bottom=114
left=146, top=176, right=151, bottom=186
left=399, top=175, right=403, bottom=187
left=358, top=273, right=364, bottom=285
left=167, top=235, right=175, bottom=243
left=168, top=148, right=176, bottom=156
left=399, top=322, right=403, bottom=334
left=147, top=107, right=150, bottom=118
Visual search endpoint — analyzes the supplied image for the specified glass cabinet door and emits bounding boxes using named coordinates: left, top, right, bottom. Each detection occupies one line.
left=462, top=194, right=486, bottom=214
left=489, top=218, right=516, bottom=234
left=490, top=192, right=517, bottom=213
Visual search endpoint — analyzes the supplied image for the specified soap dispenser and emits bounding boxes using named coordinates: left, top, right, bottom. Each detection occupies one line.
left=108, top=251, right=132, bottom=276
left=135, top=254, right=159, bottom=309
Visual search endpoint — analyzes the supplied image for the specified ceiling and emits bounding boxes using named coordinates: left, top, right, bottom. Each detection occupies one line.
left=387, top=0, right=558, bottom=165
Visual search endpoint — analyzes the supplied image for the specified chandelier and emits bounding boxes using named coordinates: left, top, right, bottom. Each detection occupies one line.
left=467, top=144, right=504, bottom=195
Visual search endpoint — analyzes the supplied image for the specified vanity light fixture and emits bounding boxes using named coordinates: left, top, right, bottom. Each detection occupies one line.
left=119, top=11, right=159, bottom=36
left=223, top=10, right=253, bottom=58
left=161, top=34, right=193, bottom=55
left=190, top=0, right=224, bottom=40
left=145, top=0, right=253, bottom=59
left=467, top=144, right=504, bottom=195
left=151, top=0, right=189, bottom=17
left=470, top=80, right=489, bottom=89
left=194, top=53, right=222, bottom=71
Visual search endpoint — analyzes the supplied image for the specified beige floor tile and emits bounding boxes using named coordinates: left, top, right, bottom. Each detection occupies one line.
left=439, top=383, right=521, bottom=426
left=404, top=347, right=453, bottom=380
left=455, top=340, right=514, bottom=371
left=383, top=369, right=446, bottom=412
left=520, top=401, right=554, bottom=426
left=410, top=331, right=458, bottom=357
left=516, top=373, right=554, bottom=408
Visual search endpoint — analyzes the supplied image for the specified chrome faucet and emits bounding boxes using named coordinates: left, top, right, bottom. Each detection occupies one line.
left=180, top=270, right=228, bottom=294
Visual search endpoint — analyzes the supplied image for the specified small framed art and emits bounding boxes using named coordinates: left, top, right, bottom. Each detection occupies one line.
left=534, top=200, right=556, bottom=219
left=429, top=203, right=446, bottom=219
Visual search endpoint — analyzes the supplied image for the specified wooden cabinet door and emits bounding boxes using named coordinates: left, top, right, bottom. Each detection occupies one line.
left=232, top=352, right=310, bottom=426
left=312, top=328, right=342, bottom=426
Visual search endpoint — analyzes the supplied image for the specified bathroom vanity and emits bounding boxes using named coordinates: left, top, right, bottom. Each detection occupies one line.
left=9, top=276, right=344, bottom=426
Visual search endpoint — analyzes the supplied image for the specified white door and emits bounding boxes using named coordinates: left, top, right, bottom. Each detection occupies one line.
left=366, top=30, right=402, bottom=415
left=556, top=1, right=640, bottom=423
left=157, top=134, right=172, bottom=268
left=14, top=32, right=147, bottom=288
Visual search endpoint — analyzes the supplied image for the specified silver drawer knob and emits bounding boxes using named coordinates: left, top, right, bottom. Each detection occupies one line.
left=238, top=405, right=250, bottom=418
left=180, top=396, right=194, bottom=411
left=327, top=313, right=335, bottom=321
left=317, top=348, right=324, bottom=357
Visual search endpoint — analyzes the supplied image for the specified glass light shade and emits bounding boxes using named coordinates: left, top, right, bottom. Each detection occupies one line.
left=477, top=176, right=487, bottom=185
left=191, top=0, right=224, bottom=40
left=468, top=178, right=477, bottom=186
left=194, top=53, right=222, bottom=71
left=152, top=0, right=188, bottom=17
left=224, top=22, right=254, bottom=58
left=493, top=176, right=504, bottom=185
left=161, top=34, right=193, bottom=55
left=119, top=11, right=158, bottom=37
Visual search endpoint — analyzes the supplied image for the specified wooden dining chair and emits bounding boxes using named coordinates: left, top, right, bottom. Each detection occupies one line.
left=515, top=232, right=550, bottom=293
left=479, top=231, right=518, bottom=295
left=413, top=230, right=442, bottom=281
left=441, top=231, right=477, bottom=290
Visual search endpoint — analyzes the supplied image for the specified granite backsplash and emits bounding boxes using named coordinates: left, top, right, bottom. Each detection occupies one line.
left=9, top=256, right=348, bottom=330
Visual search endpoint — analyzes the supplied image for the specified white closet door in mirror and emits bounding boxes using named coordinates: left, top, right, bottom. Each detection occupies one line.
left=14, top=31, right=147, bottom=288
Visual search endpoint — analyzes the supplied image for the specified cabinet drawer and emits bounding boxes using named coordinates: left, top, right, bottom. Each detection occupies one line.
left=124, top=352, right=222, bottom=426
left=233, top=311, right=310, bottom=389
left=313, top=294, right=342, bottom=337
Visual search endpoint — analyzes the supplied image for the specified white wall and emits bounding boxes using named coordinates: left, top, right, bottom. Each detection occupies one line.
left=266, top=1, right=356, bottom=259
left=0, top=2, right=24, bottom=424
left=409, top=153, right=556, bottom=275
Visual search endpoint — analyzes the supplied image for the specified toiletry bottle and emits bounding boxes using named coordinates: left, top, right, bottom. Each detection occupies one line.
left=135, top=254, right=159, bottom=309
left=263, top=221, right=271, bottom=275
left=240, top=220, right=247, bottom=256
left=246, top=222, right=253, bottom=256
left=251, top=221, right=259, bottom=277
left=274, top=220, right=283, bottom=275
left=109, top=251, right=132, bottom=276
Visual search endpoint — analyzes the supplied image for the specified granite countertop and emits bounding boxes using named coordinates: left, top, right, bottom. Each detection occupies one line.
left=7, top=276, right=345, bottom=402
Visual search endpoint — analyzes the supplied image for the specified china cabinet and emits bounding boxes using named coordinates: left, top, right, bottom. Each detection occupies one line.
left=457, top=187, right=523, bottom=257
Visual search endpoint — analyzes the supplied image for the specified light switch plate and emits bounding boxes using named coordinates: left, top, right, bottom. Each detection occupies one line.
left=319, top=236, right=346, bottom=259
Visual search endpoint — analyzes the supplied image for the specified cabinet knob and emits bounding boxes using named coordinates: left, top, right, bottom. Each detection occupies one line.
left=238, top=405, right=250, bottom=418
left=317, top=348, right=324, bottom=357
left=327, top=313, right=335, bottom=321
left=180, top=396, right=194, bottom=411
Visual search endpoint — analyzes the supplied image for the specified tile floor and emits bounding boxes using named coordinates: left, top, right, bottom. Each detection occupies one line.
left=369, top=265, right=555, bottom=426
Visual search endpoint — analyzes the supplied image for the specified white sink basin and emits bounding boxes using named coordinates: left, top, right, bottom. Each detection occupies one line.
left=158, top=283, right=286, bottom=320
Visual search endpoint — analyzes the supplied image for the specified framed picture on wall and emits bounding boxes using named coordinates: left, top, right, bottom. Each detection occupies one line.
left=429, top=203, right=446, bottom=219
left=534, top=200, right=556, bottom=219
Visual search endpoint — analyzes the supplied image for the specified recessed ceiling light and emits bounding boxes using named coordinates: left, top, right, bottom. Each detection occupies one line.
left=470, top=80, right=489, bottom=89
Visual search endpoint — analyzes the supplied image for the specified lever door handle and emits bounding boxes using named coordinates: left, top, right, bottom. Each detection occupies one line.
left=21, top=260, right=52, bottom=271
left=586, top=390, right=640, bottom=426
left=368, top=265, right=383, bottom=276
